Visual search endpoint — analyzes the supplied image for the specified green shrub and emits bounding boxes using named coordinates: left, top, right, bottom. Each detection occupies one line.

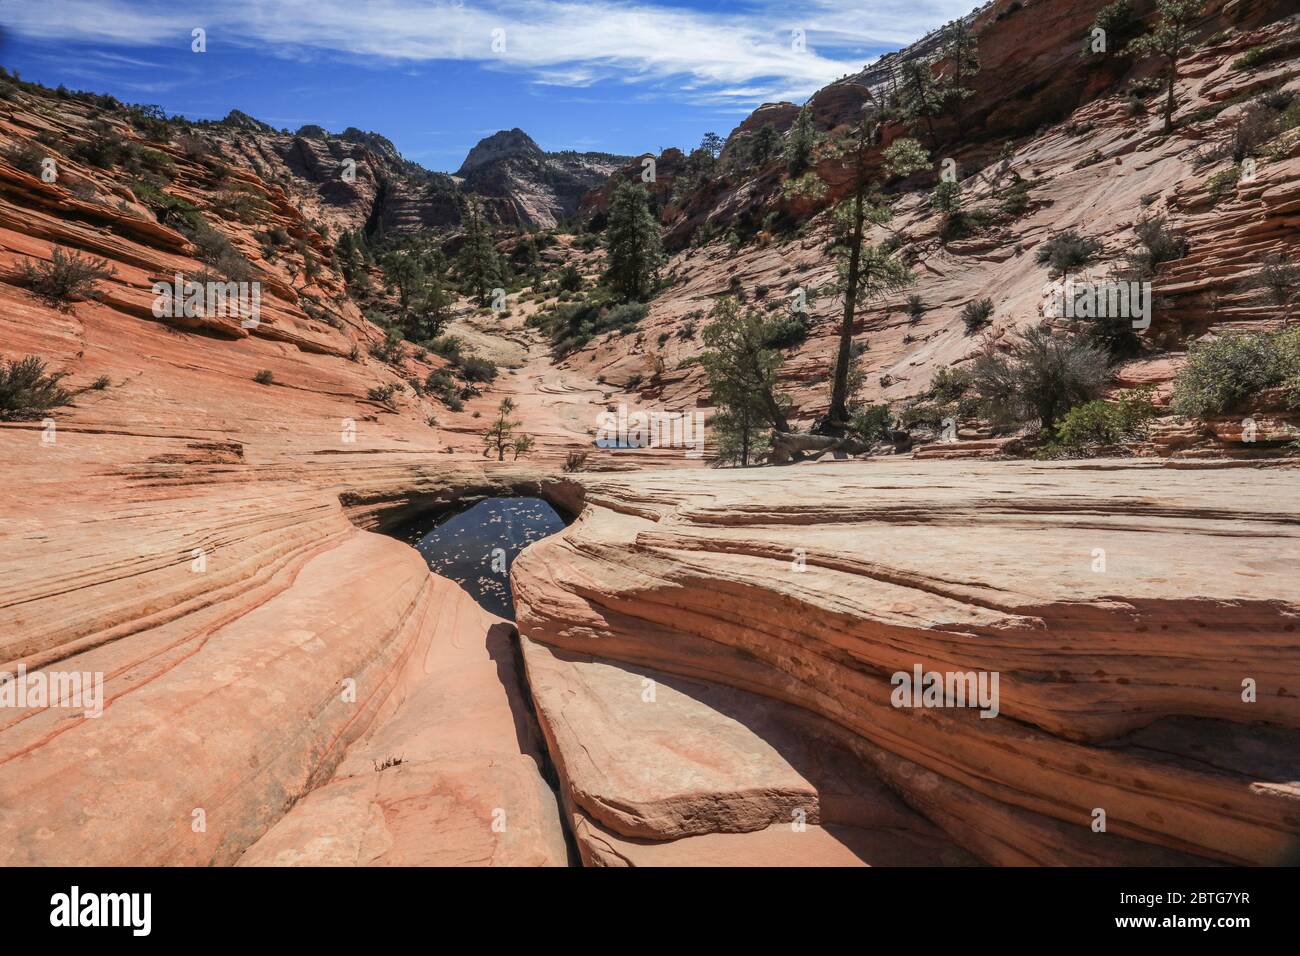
left=253, top=369, right=274, bottom=385
left=1171, top=327, right=1300, bottom=418
left=1126, top=215, right=1189, bottom=277
left=425, top=335, right=463, bottom=360
left=458, top=355, right=498, bottom=383
left=971, top=324, right=1111, bottom=428
left=0, top=355, right=73, bottom=420
left=761, top=311, right=810, bottom=349
left=1205, top=166, right=1240, bottom=205
left=781, top=172, right=827, bottom=201
left=4, top=141, right=45, bottom=176
left=1039, top=387, right=1156, bottom=457
left=21, top=247, right=115, bottom=310
left=1232, top=38, right=1300, bottom=73
left=370, top=328, right=407, bottom=365
left=998, top=180, right=1031, bottom=217
left=1083, top=0, right=1138, bottom=56
left=1035, top=230, right=1101, bottom=278
left=847, top=404, right=891, bottom=443
left=961, top=298, right=994, bottom=333
left=930, top=365, right=972, bottom=404
left=535, top=291, right=647, bottom=356
left=557, top=262, right=583, bottom=292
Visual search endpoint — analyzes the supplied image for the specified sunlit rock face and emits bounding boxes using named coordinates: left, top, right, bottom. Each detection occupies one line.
left=513, top=460, right=1300, bottom=866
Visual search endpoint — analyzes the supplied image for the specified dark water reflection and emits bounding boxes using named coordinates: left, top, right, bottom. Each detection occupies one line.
left=394, top=497, right=567, bottom=619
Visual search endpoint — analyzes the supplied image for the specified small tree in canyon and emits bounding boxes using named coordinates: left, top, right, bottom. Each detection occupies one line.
left=785, top=105, right=819, bottom=176
left=482, top=397, right=531, bottom=461
left=457, top=197, right=503, bottom=306
left=604, top=181, right=662, bottom=302
left=701, top=297, right=792, bottom=457
left=1127, top=0, right=1203, bottom=134
left=823, top=108, right=913, bottom=433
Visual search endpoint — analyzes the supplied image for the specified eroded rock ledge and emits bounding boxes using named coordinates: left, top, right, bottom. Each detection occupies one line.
left=512, top=458, right=1300, bottom=865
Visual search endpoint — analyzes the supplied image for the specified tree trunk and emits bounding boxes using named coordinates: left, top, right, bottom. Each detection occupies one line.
left=1163, top=57, right=1177, bottom=133
left=828, top=132, right=869, bottom=431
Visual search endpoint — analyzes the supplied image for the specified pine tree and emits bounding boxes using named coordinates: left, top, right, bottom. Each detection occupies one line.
left=785, top=106, right=817, bottom=175
left=700, top=297, right=791, bottom=437
left=939, top=22, right=980, bottom=134
left=457, top=197, right=502, bottom=305
left=1127, top=0, right=1203, bottom=133
left=824, top=110, right=914, bottom=431
left=603, top=181, right=662, bottom=302
left=482, top=398, right=530, bottom=461
left=826, top=113, right=909, bottom=434
left=749, top=123, right=779, bottom=167
left=699, top=131, right=725, bottom=159
left=899, top=60, right=944, bottom=146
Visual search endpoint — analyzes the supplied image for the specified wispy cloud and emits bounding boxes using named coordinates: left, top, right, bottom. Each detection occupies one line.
left=4, top=0, right=977, bottom=104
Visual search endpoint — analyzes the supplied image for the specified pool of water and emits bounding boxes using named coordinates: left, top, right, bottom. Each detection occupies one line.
left=393, top=496, right=567, bottom=619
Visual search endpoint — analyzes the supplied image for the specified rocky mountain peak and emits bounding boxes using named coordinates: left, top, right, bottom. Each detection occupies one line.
left=456, top=128, right=546, bottom=175
left=221, top=109, right=276, bottom=133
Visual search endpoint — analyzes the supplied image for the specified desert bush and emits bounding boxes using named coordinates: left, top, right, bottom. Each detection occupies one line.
left=1170, top=327, right=1300, bottom=418
left=1232, top=37, right=1300, bottom=73
left=370, top=328, right=406, bottom=365
left=781, top=172, right=827, bottom=201
left=0, top=356, right=73, bottom=420
left=368, top=383, right=399, bottom=404
left=1125, top=215, right=1189, bottom=277
left=533, top=292, right=647, bottom=356
left=4, top=141, right=45, bottom=176
left=998, top=180, right=1031, bottom=217
left=253, top=369, right=274, bottom=385
left=21, top=247, right=115, bottom=309
left=1038, top=387, right=1156, bottom=457
left=1205, top=166, right=1240, bottom=204
left=1083, top=0, right=1138, bottom=56
left=72, top=123, right=129, bottom=168
left=961, top=298, right=994, bottom=333
left=458, top=355, right=498, bottom=383
left=562, top=450, right=588, bottom=472
left=930, top=365, right=973, bottom=404
left=904, top=294, right=926, bottom=324
left=971, top=324, right=1111, bottom=428
left=847, top=404, right=891, bottom=443
left=761, top=311, right=810, bottom=349
left=557, top=262, right=583, bottom=293
left=425, top=335, right=463, bottom=360
left=1035, top=229, right=1102, bottom=278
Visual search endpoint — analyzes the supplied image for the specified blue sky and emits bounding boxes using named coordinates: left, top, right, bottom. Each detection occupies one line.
left=0, top=0, right=976, bottom=172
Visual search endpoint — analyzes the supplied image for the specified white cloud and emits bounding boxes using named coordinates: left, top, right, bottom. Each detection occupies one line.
left=5, top=0, right=980, bottom=105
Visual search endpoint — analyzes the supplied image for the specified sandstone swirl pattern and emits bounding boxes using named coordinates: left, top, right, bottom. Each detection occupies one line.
left=512, top=459, right=1300, bottom=865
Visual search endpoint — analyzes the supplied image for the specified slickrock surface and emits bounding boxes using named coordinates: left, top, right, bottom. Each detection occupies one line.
left=522, top=638, right=979, bottom=865
left=513, top=458, right=1300, bottom=865
left=239, top=579, right=567, bottom=867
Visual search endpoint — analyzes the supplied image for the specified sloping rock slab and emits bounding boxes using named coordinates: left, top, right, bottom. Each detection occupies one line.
left=522, top=637, right=977, bottom=865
